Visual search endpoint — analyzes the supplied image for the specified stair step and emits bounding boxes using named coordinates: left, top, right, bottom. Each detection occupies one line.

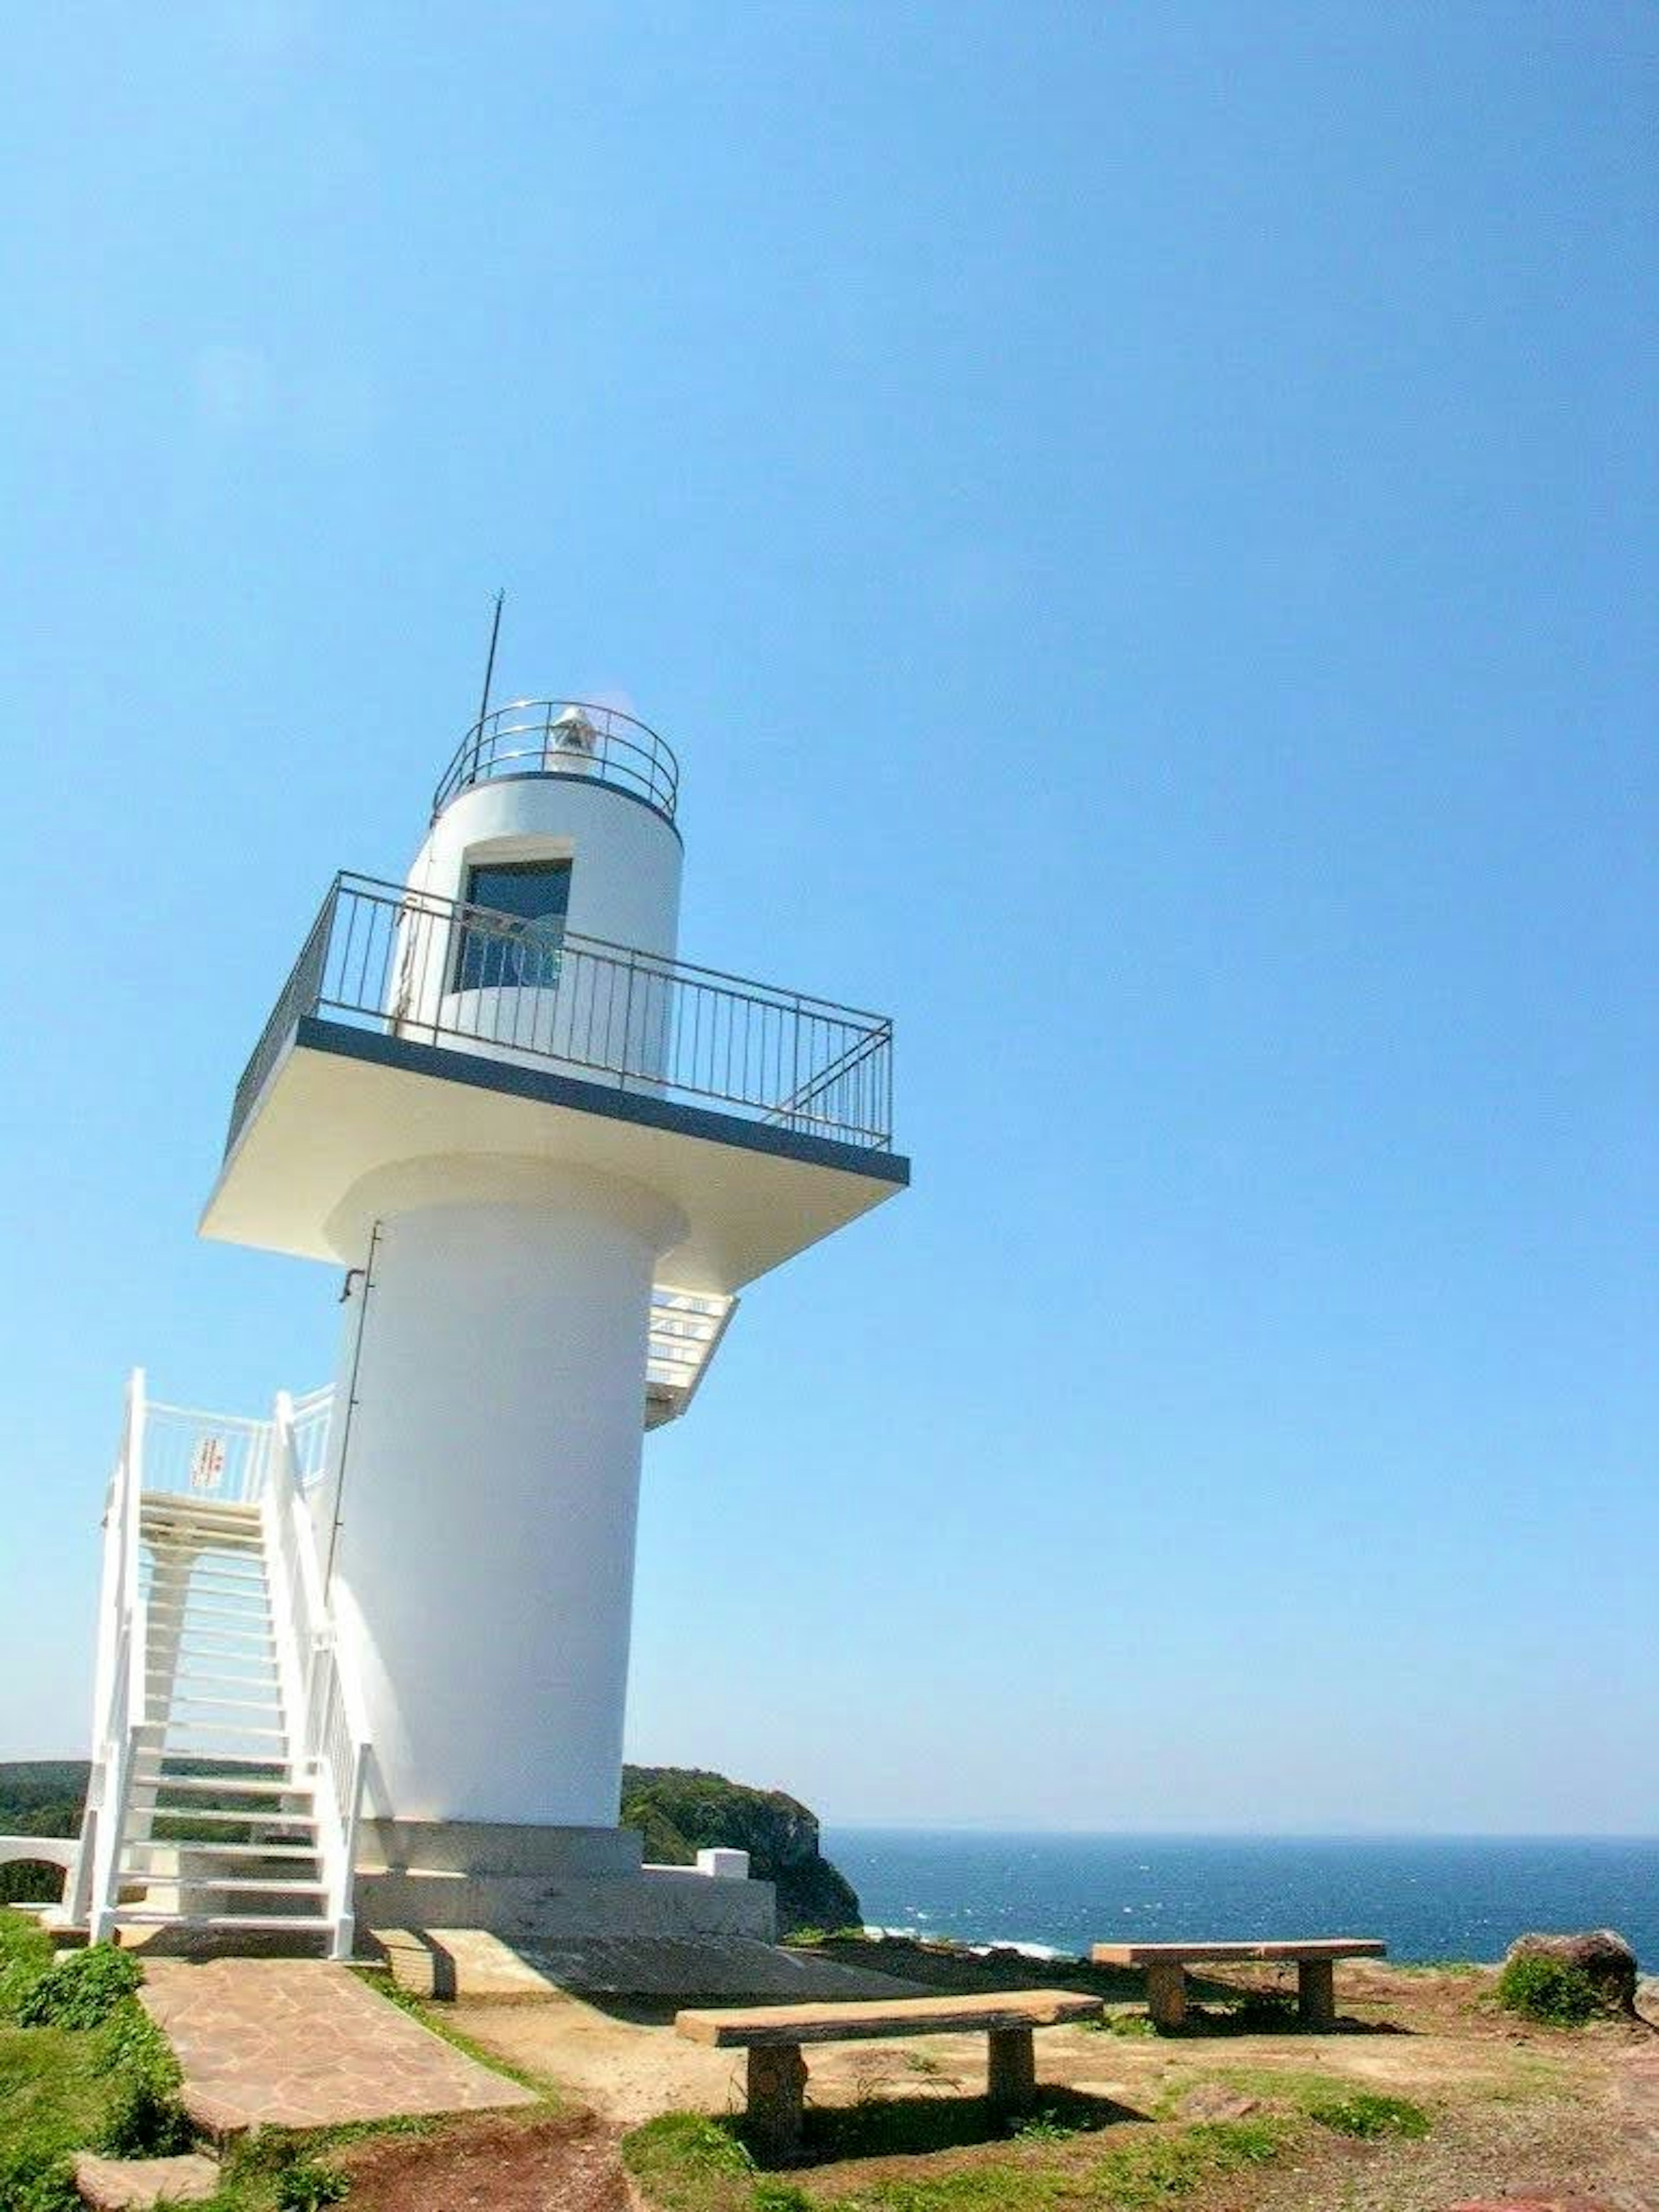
left=164, top=1633, right=278, bottom=1655
left=143, top=1513, right=264, bottom=1531
left=146, top=1548, right=264, bottom=1565
left=144, top=1508, right=263, bottom=1524
left=142, top=1518, right=264, bottom=1538
left=134, top=1772, right=310, bottom=1796
left=146, top=1572, right=269, bottom=1592
left=110, top=1912, right=337, bottom=1931
left=141, top=1876, right=330, bottom=1896
left=146, top=1575, right=269, bottom=1593
left=138, top=1719, right=288, bottom=1737
left=145, top=1610, right=274, bottom=1628
left=147, top=1667, right=279, bottom=1687
left=146, top=1587, right=271, bottom=1608
left=143, top=1527, right=264, bottom=1548
left=140, top=1803, right=315, bottom=1824
left=123, top=1840, right=321, bottom=1861
left=152, top=1694, right=285, bottom=1714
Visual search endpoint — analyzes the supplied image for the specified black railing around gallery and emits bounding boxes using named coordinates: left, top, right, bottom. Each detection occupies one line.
left=432, top=699, right=680, bottom=826
left=227, top=873, right=895, bottom=1159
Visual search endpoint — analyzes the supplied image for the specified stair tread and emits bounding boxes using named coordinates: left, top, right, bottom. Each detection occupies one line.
left=110, top=1912, right=336, bottom=1930
left=152, top=1695, right=285, bottom=1712
left=145, top=1610, right=274, bottom=1628
left=142, top=1716, right=286, bottom=1727
left=133, top=1778, right=311, bottom=1796
left=148, top=1877, right=330, bottom=1894
left=124, top=1841, right=321, bottom=1859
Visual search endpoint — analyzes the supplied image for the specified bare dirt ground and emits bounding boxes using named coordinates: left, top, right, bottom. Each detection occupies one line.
left=379, top=1949, right=1659, bottom=2209
left=336, top=2110, right=627, bottom=2212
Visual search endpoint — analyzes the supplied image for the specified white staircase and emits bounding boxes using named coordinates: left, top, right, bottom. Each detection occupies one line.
left=68, top=1377, right=368, bottom=1959
left=114, top=1495, right=332, bottom=1939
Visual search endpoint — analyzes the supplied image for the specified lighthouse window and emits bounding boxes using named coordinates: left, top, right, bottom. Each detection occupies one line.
left=454, top=858, right=572, bottom=991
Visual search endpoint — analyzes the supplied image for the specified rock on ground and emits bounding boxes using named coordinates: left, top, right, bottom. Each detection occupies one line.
left=1504, top=1930, right=1640, bottom=2014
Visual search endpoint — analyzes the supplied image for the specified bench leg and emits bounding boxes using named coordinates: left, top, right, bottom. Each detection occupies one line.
left=986, top=2025, right=1036, bottom=2115
left=747, top=2044, right=807, bottom=2161
left=1145, top=1960, right=1188, bottom=2031
left=1297, top=1958, right=1336, bottom=2031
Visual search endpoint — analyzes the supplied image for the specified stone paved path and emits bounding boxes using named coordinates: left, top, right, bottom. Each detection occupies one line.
left=140, top=1958, right=539, bottom=2133
left=73, top=2152, right=221, bottom=2208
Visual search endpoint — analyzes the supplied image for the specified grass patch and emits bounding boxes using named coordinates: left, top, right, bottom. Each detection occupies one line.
left=0, top=1923, right=197, bottom=2209
left=0, top=2022, right=111, bottom=2210
left=1306, top=2090, right=1429, bottom=2140
left=622, top=2113, right=757, bottom=2211
left=1191, top=2066, right=1432, bottom=2142
left=621, top=2108, right=1294, bottom=2212
left=820, top=2117, right=1289, bottom=2208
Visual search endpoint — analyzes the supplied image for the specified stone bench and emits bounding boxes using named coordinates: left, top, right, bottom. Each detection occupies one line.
left=1090, top=1938, right=1386, bottom=2031
left=675, top=1987, right=1103, bottom=2158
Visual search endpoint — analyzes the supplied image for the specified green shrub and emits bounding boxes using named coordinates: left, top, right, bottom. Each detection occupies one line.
left=0, top=2143, right=82, bottom=2212
left=276, top=2156, right=351, bottom=2209
left=17, top=1946, right=140, bottom=2032
left=90, top=2005, right=191, bottom=2159
left=1307, top=2091, right=1430, bottom=2140
left=623, top=2110, right=755, bottom=2175
left=1223, top=1989, right=1300, bottom=2029
left=0, top=1915, right=55, bottom=2024
left=1496, top=1953, right=1602, bottom=2026
left=751, top=2185, right=810, bottom=2212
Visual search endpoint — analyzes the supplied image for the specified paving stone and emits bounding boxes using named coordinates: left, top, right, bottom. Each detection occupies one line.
left=139, top=1958, right=537, bottom=2132
left=73, top=2152, right=221, bottom=2208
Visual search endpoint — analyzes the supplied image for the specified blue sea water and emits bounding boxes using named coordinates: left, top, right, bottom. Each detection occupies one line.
left=822, top=1830, right=1659, bottom=1972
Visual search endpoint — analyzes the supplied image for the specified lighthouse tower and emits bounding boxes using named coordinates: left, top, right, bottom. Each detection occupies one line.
left=194, top=693, right=906, bottom=1936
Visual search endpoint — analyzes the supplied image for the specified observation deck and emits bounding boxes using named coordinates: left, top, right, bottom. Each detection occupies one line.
left=203, top=876, right=906, bottom=1293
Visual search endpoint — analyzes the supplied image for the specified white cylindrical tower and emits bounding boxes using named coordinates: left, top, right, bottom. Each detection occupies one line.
left=321, top=703, right=687, bottom=1832
left=324, top=1160, right=685, bottom=1826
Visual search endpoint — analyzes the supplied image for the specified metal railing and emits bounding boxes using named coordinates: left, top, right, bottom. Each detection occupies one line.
left=288, top=1386, right=335, bottom=1488
left=229, top=873, right=895, bottom=1157
left=76, top=1372, right=148, bottom=1938
left=432, top=699, right=679, bottom=826
left=265, top=1391, right=369, bottom=1961
left=140, top=1403, right=273, bottom=1506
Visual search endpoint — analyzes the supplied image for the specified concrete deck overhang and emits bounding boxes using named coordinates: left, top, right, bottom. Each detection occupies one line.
left=200, top=1017, right=909, bottom=1294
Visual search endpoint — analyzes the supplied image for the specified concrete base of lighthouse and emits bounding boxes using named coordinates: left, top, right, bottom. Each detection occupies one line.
left=351, top=1818, right=775, bottom=1945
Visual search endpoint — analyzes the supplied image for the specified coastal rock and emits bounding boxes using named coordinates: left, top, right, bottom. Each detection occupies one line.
left=1503, top=1929, right=1638, bottom=2015
left=620, top=1764, right=861, bottom=1935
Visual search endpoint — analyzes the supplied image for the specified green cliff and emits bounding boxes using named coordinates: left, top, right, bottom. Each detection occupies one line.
left=621, top=1764, right=861, bottom=1934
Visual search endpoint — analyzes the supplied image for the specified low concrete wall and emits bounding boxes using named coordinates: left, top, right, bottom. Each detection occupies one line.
left=356, top=1820, right=643, bottom=1878
left=353, top=1862, right=775, bottom=1943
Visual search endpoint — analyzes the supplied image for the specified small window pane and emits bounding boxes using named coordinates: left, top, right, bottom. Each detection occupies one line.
left=454, top=859, right=571, bottom=990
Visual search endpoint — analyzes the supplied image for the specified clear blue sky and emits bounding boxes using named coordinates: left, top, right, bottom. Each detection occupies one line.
left=2, top=4, right=1653, bottom=1834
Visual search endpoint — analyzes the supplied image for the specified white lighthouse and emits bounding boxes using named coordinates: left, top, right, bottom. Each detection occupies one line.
left=171, top=690, right=907, bottom=1942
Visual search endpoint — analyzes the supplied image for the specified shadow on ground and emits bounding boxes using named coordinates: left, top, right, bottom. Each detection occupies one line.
left=772, top=2086, right=1151, bottom=2168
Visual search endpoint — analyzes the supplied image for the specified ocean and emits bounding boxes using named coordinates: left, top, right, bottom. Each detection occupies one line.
left=822, top=1829, right=1659, bottom=1972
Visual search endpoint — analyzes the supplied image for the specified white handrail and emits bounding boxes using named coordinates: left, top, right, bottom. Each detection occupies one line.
left=81, top=1371, right=146, bottom=1941
left=72, top=1372, right=365, bottom=1954
left=266, top=1388, right=370, bottom=1959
